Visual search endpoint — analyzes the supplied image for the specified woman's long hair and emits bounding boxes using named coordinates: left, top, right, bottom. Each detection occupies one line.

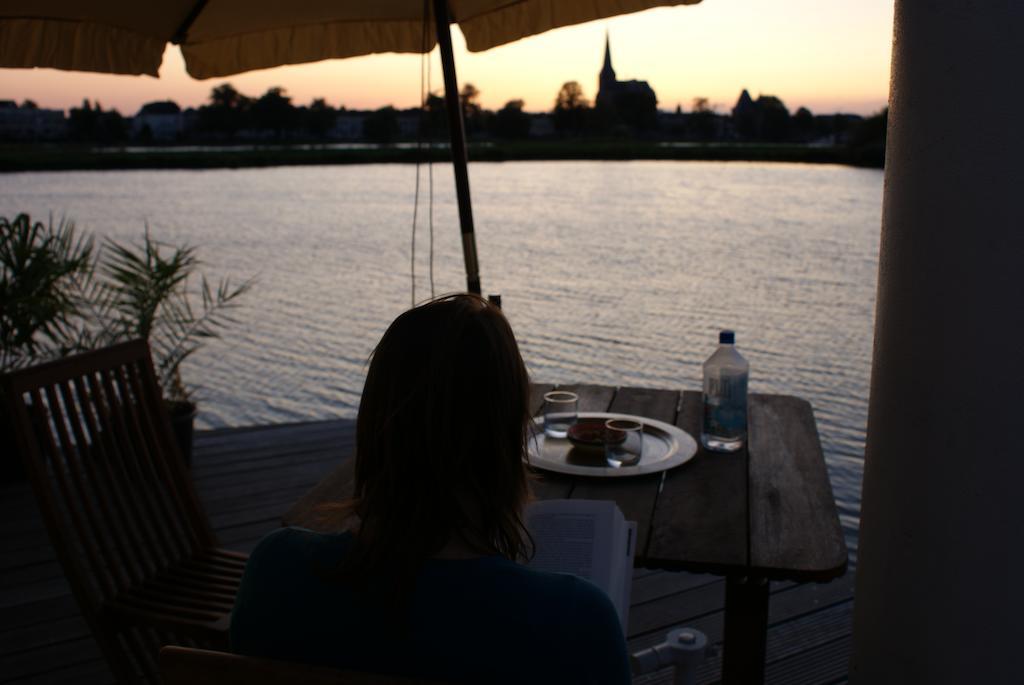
left=330, top=294, right=533, bottom=599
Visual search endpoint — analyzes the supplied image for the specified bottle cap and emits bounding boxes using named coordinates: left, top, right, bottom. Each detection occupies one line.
left=719, top=330, right=735, bottom=344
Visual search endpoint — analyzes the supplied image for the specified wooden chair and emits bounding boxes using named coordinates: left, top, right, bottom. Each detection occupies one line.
left=159, top=646, right=441, bottom=685
left=1, top=340, right=247, bottom=684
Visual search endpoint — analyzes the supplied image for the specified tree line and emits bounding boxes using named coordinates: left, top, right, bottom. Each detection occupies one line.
left=8, top=81, right=885, bottom=156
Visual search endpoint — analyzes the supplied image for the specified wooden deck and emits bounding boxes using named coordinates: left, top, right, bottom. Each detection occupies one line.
left=0, top=418, right=854, bottom=684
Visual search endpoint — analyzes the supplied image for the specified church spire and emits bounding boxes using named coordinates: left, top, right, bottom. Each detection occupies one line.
left=597, top=30, right=617, bottom=109
left=601, top=30, right=615, bottom=79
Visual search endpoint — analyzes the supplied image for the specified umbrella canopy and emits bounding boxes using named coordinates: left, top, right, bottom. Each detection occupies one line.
left=1, top=0, right=701, bottom=294
left=1, top=1, right=699, bottom=78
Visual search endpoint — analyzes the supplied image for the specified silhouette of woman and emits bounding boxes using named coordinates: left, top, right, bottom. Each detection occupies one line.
left=231, top=294, right=629, bottom=683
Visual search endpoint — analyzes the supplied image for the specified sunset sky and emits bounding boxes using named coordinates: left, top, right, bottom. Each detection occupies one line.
left=0, top=0, right=894, bottom=117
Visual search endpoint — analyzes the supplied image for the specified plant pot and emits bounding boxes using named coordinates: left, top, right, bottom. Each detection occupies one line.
left=166, top=400, right=197, bottom=468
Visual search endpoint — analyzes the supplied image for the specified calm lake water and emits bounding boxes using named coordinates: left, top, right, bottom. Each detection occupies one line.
left=2, top=160, right=882, bottom=559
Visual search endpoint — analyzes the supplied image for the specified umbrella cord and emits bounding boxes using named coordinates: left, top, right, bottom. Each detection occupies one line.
left=411, top=84, right=421, bottom=307
left=410, top=15, right=424, bottom=306
left=411, top=1, right=437, bottom=306
left=427, top=38, right=435, bottom=298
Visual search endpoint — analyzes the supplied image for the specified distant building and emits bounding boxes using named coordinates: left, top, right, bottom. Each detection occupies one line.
left=395, top=112, right=421, bottom=139
left=811, top=113, right=864, bottom=146
left=755, top=95, right=787, bottom=113
left=657, top=109, right=687, bottom=135
left=731, top=89, right=792, bottom=141
left=528, top=114, right=555, bottom=138
left=0, top=101, right=67, bottom=140
left=595, top=33, right=658, bottom=130
left=732, top=89, right=756, bottom=122
left=133, top=101, right=183, bottom=141
left=182, top=107, right=200, bottom=136
left=331, top=113, right=365, bottom=140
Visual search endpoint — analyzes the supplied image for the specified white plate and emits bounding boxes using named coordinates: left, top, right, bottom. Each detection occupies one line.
left=527, top=412, right=698, bottom=477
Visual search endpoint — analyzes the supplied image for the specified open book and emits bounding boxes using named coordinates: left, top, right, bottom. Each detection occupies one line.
left=524, top=499, right=637, bottom=632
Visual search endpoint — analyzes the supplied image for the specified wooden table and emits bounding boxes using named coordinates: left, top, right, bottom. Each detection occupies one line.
left=284, top=383, right=848, bottom=684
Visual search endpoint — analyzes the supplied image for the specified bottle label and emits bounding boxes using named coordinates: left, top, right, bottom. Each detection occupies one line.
left=703, top=371, right=748, bottom=439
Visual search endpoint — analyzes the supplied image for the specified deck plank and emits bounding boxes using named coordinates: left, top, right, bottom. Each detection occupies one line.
left=1, top=413, right=853, bottom=685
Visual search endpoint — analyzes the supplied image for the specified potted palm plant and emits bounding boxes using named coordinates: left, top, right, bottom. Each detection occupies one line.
left=98, top=231, right=252, bottom=465
left=1, top=214, right=95, bottom=482
left=2, top=214, right=251, bottom=470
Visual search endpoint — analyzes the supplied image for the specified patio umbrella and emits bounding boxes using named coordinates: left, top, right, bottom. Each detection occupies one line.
left=1, top=0, right=701, bottom=294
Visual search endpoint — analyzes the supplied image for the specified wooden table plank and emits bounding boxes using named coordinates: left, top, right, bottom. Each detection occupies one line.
left=747, top=395, right=847, bottom=580
left=646, top=391, right=748, bottom=573
left=570, top=387, right=679, bottom=557
left=554, top=383, right=616, bottom=412
left=606, top=386, right=678, bottom=424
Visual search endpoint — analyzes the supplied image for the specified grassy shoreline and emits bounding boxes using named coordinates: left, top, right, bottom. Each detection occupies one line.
left=0, top=140, right=883, bottom=172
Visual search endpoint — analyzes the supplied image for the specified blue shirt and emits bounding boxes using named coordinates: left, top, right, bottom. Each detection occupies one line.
left=231, top=527, right=630, bottom=684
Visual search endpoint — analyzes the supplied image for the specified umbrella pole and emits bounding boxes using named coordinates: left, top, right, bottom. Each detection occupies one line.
left=433, top=0, right=481, bottom=295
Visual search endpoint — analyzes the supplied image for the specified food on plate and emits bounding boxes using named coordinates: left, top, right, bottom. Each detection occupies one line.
left=567, top=418, right=626, bottom=449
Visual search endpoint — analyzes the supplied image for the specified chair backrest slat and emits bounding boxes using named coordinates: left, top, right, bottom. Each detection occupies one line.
left=94, top=364, right=189, bottom=571
left=128, top=355, right=216, bottom=551
left=56, top=377, right=154, bottom=586
left=87, top=366, right=174, bottom=577
left=27, top=385, right=126, bottom=602
left=111, top=362, right=197, bottom=564
left=42, top=382, right=141, bottom=594
left=70, top=371, right=169, bottom=582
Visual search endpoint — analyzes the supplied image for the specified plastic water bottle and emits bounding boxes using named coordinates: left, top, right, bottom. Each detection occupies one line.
left=701, top=330, right=749, bottom=453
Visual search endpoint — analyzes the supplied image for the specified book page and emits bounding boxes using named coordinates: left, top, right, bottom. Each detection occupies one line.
left=525, top=499, right=634, bottom=629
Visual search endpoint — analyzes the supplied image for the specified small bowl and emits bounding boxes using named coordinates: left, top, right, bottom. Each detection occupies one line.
left=567, top=418, right=625, bottom=451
